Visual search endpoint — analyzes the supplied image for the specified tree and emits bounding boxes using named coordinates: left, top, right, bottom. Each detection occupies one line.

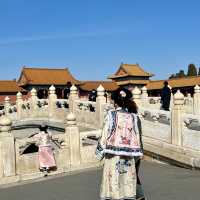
left=178, top=70, right=185, bottom=77
left=187, top=63, right=197, bottom=76
left=198, top=67, right=200, bottom=76
left=169, top=74, right=175, bottom=79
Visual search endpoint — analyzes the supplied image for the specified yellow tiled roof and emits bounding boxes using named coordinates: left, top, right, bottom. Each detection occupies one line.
left=147, top=76, right=200, bottom=90
left=18, top=67, right=81, bottom=86
left=0, top=80, right=24, bottom=93
left=116, top=80, right=150, bottom=86
left=80, top=81, right=119, bottom=91
left=109, top=63, right=153, bottom=79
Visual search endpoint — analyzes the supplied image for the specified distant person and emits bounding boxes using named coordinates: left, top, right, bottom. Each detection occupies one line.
left=88, top=89, right=97, bottom=102
left=161, top=81, right=171, bottom=111
left=33, top=124, right=56, bottom=176
left=96, top=88, right=145, bottom=200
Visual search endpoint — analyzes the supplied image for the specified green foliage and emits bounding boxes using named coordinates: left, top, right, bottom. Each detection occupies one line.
left=169, top=64, right=199, bottom=79
left=198, top=67, right=200, bottom=76
left=178, top=70, right=185, bottom=77
left=169, top=74, right=175, bottom=79
left=187, top=63, right=197, bottom=76
left=169, top=70, right=185, bottom=79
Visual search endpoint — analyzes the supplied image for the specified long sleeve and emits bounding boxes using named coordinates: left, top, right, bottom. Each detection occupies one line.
left=137, top=116, right=144, bottom=153
left=95, top=112, right=111, bottom=160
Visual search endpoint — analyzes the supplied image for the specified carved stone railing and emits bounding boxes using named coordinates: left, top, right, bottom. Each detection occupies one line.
left=73, top=100, right=97, bottom=128
left=0, top=109, right=5, bottom=116
left=15, top=132, right=68, bottom=175
left=37, top=99, right=49, bottom=108
left=139, top=107, right=171, bottom=143
left=0, top=113, right=100, bottom=185
left=183, top=95, right=194, bottom=114
left=140, top=90, right=200, bottom=168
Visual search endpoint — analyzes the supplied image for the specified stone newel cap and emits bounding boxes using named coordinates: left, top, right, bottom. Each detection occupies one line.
left=97, top=84, right=105, bottom=92
left=174, top=90, right=184, bottom=99
left=0, top=116, right=12, bottom=126
left=70, top=85, right=77, bottom=91
left=142, top=86, right=147, bottom=91
left=49, top=85, right=55, bottom=91
left=174, top=90, right=184, bottom=105
left=17, top=92, right=22, bottom=97
left=194, top=85, right=200, bottom=92
left=31, top=88, right=36, bottom=94
left=0, top=116, right=12, bottom=133
left=66, top=112, right=76, bottom=125
left=132, top=87, right=141, bottom=95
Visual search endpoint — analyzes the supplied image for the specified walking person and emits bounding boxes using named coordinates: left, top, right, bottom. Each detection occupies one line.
left=33, top=124, right=56, bottom=176
left=161, top=81, right=171, bottom=111
left=96, top=88, right=145, bottom=200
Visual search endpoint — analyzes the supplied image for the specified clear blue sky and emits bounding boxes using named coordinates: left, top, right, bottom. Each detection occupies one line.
left=0, top=0, right=200, bottom=81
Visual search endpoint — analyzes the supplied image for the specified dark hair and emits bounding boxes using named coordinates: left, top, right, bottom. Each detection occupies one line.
left=39, top=124, right=48, bottom=133
left=164, top=81, right=168, bottom=86
left=111, top=88, right=138, bottom=114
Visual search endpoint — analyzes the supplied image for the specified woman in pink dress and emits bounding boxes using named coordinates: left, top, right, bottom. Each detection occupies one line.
left=34, top=124, right=56, bottom=176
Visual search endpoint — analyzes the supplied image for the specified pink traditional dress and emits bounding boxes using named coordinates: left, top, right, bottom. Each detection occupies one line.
left=34, top=131, right=56, bottom=170
left=96, top=108, right=143, bottom=200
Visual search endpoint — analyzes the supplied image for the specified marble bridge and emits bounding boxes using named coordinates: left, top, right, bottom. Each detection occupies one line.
left=0, top=84, right=200, bottom=189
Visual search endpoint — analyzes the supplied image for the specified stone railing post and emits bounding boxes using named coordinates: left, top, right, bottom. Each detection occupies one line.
left=48, top=85, right=57, bottom=119
left=0, top=116, right=15, bottom=178
left=185, top=93, right=193, bottom=114
left=171, top=90, right=184, bottom=146
left=65, top=113, right=80, bottom=166
left=4, top=96, right=11, bottom=115
left=69, top=85, right=78, bottom=113
left=193, top=85, right=200, bottom=115
left=96, top=85, right=106, bottom=128
left=168, top=85, right=173, bottom=109
left=30, top=88, right=38, bottom=117
left=16, top=92, right=23, bottom=120
left=141, top=86, right=148, bottom=106
left=132, top=87, right=141, bottom=107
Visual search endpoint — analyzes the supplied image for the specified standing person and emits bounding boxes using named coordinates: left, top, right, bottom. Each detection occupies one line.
left=34, top=124, right=56, bottom=176
left=89, top=89, right=97, bottom=102
left=161, top=81, right=171, bottom=111
left=96, top=88, right=145, bottom=200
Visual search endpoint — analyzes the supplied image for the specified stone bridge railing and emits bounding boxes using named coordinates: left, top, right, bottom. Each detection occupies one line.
left=1, top=84, right=111, bottom=130
left=1, top=83, right=200, bottom=185
left=138, top=90, right=200, bottom=168
left=0, top=113, right=99, bottom=185
left=1, top=86, right=70, bottom=122
left=140, top=85, right=200, bottom=115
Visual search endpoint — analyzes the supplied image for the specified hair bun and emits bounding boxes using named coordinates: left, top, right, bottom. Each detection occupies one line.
left=119, top=90, right=126, bottom=97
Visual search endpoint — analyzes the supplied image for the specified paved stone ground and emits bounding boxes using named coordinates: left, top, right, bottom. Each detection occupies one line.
left=0, top=161, right=200, bottom=200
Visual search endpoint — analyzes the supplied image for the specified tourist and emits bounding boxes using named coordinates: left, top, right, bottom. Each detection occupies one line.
left=89, top=89, right=97, bottom=102
left=161, top=81, right=171, bottom=111
left=96, top=88, right=145, bottom=200
left=33, top=124, right=56, bottom=176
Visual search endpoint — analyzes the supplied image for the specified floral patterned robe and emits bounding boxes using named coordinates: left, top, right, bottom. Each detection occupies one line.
left=96, top=108, right=144, bottom=200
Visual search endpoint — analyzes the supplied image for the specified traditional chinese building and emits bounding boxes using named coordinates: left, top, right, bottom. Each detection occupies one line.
left=18, top=67, right=81, bottom=99
left=0, top=80, right=26, bottom=106
left=147, top=75, right=200, bottom=96
left=108, top=63, right=153, bottom=90
left=0, top=63, right=200, bottom=105
left=79, top=81, right=119, bottom=98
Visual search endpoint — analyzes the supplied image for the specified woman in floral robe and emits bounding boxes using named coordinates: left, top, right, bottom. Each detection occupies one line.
left=96, top=88, right=145, bottom=200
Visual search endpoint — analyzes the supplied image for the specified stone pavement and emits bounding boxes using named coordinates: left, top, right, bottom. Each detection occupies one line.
left=0, top=161, right=200, bottom=200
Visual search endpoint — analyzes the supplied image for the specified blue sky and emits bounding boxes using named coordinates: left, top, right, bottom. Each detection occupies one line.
left=0, top=0, right=200, bottom=81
